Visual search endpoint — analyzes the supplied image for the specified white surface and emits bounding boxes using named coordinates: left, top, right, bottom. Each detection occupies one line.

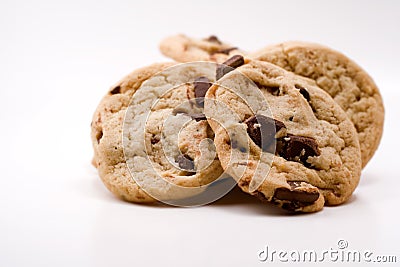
left=1, top=0, right=399, bottom=266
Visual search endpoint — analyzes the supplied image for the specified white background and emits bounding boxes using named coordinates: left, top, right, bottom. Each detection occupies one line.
left=1, top=0, right=399, bottom=266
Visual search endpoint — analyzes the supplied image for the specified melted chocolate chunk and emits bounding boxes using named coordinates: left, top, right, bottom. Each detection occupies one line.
left=244, top=115, right=286, bottom=153
left=194, top=76, right=212, bottom=107
left=284, top=135, right=320, bottom=165
left=110, top=85, right=121, bottom=95
left=274, top=181, right=320, bottom=209
left=275, top=134, right=320, bottom=167
left=216, top=55, right=245, bottom=80
left=244, top=115, right=320, bottom=167
left=274, top=187, right=319, bottom=204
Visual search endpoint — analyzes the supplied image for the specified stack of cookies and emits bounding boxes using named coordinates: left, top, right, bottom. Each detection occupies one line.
left=91, top=34, right=384, bottom=213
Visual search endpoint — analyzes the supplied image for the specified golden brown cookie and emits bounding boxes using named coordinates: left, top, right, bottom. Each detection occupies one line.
left=91, top=63, right=173, bottom=202
left=205, top=58, right=362, bottom=212
left=91, top=62, right=230, bottom=205
left=250, top=42, right=384, bottom=167
left=159, top=34, right=245, bottom=63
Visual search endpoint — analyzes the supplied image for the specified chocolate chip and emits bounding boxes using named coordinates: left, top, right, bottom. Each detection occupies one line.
left=194, top=76, right=212, bottom=107
left=223, top=55, right=245, bottom=68
left=190, top=113, right=207, bottom=121
left=295, top=84, right=310, bottom=102
left=244, top=115, right=286, bottom=153
left=283, top=135, right=320, bottom=166
left=205, top=35, right=221, bottom=44
left=212, top=47, right=237, bottom=55
left=216, top=55, right=245, bottom=80
left=176, top=154, right=195, bottom=171
left=110, top=85, right=121, bottom=95
left=281, top=202, right=305, bottom=211
left=274, top=182, right=319, bottom=204
left=151, top=135, right=160, bottom=144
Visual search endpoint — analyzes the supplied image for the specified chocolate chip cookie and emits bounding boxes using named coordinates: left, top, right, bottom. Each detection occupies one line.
left=205, top=58, right=362, bottom=212
left=91, top=62, right=230, bottom=204
left=250, top=42, right=384, bottom=167
left=159, top=34, right=245, bottom=63
left=91, top=63, right=173, bottom=202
